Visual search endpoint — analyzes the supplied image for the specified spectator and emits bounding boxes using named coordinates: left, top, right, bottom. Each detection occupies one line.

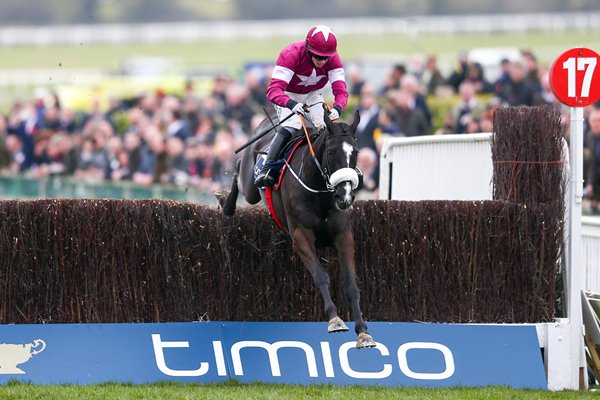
left=42, top=106, right=61, bottom=131
left=380, top=64, right=406, bottom=95
left=39, top=131, right=72, bottom=177
left=0, top=113, right=7, bottom=137
left=0, top=114, right=9, bottom=167
left=401, top=73, right=432, bottom=127
left=347, top=63, right=366, bottom=97
left=7, top=103, right=37, bottom=170
left=451, top=81, right=484, bottom=134
left=479, top=110, right=494, bottom=133
left=464, top=62, right=494, bottom=94
left=536, top=68, right=559, bottom=107
left=211, top=129, right=237, bottom=189
left=110, top=149, right=130, bottom=182
left=244, top=69, right=272, bottom=114
left=499, top=60, right=537, bottom=106
left=138, top=92, right=160, bottom=117
left=585, top=108, right=600, bottom=213
left=187, top=136, right=216, bottom=190
left=182, top=94, right=200, bottom=137
left=133, top=124, right=167, bottom=186
left=493, top=58, right=512, bottom=98
left=194, top=111, right=218, bottom=143
left=373, top=108, right=402, bottom=153
left=464, top=117, right=481, bottom=134
left=30, top=130, right=53, bottom=177
left=421, top=54, right=446, bottom=96
left=161, top=94, right=181, bottom=114
left=3, top=134, right=28, bottom=172
left=120, top=131, right=143, bottom=180
left=389, top=89, right=429, bottom=137
left=446, top=50, right=469, bottom=92
left=211, top=75, right=233, bottom=112
left=105, top=136, right=124, bottom=180
left=126, top=107, right=150, bottom=137
left=163, top=136, right=189, bottom=186
left=163, top=109, right=190, bottom=141
left=408, top=53, right=426, bottom=82
left=521, top=49, right=541, bottom=92
left=354, top=83, right=380, bottom=152
left=74, top=136, right=107, bottom=180
left=222, top=83, right=259, bottom=136
left=58, top=107, right=79, bottom=133
left=356, top=147, right=379, bottom=200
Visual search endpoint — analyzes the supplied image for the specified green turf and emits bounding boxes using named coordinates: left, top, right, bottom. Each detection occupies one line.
left=0, top=29, right=598, bottom=72
left=0, top=381, right=596, bottom=400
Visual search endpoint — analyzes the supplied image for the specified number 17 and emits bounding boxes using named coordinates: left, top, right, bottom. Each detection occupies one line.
left=563, top=57, right=597, bottom=98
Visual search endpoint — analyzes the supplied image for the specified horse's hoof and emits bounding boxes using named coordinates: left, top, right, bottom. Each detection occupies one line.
left=328, top=317, right=349, bottom=333
left=214, top=191, right=229, bottom=207
left=356, top=332, right=376, bottom=349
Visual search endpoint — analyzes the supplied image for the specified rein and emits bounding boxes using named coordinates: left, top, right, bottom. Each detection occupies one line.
left=281, top=104, right=359, bottom=194
left=299, top=114, right=335, bottom=192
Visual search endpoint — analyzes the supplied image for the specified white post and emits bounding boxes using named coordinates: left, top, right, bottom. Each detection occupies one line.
left=567, top=106, right=586, bottom=390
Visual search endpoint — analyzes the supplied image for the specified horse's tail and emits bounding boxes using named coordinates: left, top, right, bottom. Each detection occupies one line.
left=216, top=158, right=241, bottom=216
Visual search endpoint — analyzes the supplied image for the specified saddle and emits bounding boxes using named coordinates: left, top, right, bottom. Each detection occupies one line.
left=256, top=130, right=319, bottom=233
left=253, top=131, right=318, bottom=190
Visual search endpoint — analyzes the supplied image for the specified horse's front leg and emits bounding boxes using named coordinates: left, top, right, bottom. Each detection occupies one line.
left=291, top=227, right=348, bottom=333
left=335, top=228, right=376, bottom=348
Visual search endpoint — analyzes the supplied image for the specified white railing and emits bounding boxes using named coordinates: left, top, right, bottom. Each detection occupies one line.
left=583, top=216, right=600, bottom=293
left=379, top=133, right=493, bottom=201
left=0, top=12, right=599, bottom=46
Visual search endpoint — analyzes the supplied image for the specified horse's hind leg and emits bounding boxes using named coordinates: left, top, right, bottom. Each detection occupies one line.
left=292, top=227, right=347, bottom=332
left=335, top=229, right=376, bottom=349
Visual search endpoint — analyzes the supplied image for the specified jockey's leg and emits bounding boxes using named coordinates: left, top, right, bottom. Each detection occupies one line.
left=254, top=126, right=292, bottom=187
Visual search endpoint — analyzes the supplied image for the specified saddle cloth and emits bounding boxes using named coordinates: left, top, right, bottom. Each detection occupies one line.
left=253, top=133, right=313, bottom=189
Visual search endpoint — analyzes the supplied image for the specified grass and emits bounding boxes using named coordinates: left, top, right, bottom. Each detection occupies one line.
left=0, top=29, right=599, bottom=72
left=0, top=381, right=597, bottom=400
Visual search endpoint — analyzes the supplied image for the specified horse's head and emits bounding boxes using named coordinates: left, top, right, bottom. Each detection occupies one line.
left=322, top=109, right=361, bottom=211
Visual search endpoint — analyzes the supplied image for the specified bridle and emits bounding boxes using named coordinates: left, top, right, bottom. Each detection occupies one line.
left=285, top=114, right=360, bottom=194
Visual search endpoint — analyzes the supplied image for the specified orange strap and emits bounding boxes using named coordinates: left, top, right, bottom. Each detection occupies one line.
left=299, top=115, right=316, bottom=158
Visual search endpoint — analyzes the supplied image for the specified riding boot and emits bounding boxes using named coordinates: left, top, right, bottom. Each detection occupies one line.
left=254, top=127, right=292, bottom=187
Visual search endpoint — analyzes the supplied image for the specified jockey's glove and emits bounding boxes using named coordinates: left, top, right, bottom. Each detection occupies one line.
left=329, top=107, right=340, bottom=121
left=290, top=102, right=308, bottom=117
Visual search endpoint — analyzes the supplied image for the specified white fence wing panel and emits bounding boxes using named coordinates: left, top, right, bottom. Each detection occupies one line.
left=379, top=133, right=493, bottom=201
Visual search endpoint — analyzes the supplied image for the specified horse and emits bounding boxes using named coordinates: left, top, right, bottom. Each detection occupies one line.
left=217, top=107, right=376, bottom=349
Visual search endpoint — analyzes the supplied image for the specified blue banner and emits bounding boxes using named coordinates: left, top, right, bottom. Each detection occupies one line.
left=0, top=322, right=546, bottom=389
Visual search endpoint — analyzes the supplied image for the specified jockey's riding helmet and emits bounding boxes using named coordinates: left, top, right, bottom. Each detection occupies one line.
left=305, top=25, right=337, bottom=58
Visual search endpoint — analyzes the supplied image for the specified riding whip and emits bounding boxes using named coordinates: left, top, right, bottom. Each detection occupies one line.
left=234, top=103, right=318, bottom=154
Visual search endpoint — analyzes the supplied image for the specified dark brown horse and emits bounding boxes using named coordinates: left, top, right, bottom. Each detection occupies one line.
left=218, top=108, right=375, bottom=348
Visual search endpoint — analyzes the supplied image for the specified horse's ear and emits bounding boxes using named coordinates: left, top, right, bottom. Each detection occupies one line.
left=324, top=104, right=336, bottom=132
left=350, top=109, right=360, bottom=137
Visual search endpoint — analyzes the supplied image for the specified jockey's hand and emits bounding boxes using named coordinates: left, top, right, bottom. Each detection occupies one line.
left=329, top=108, right=340, bottom=121
left=292, top=103, right=308, bottom=117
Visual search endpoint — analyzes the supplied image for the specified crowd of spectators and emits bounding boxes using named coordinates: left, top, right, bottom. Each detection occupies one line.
left=0, top=48, right=598, bottom=203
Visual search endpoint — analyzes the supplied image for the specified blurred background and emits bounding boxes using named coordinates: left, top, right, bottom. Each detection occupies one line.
left=0, top=0, right=599, bottom=206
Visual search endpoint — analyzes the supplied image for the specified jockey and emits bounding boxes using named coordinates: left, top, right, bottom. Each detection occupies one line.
left=254, top=25, right=349, bottom=188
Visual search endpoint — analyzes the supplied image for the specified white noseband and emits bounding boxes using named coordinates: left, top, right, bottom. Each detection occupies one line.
left=329, top=167, right=359, bottom=190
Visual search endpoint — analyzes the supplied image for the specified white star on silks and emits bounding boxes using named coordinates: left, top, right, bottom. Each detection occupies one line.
left=311, top=25, right=334, bottom=41
left=297, top=69, right=326, bottom=87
